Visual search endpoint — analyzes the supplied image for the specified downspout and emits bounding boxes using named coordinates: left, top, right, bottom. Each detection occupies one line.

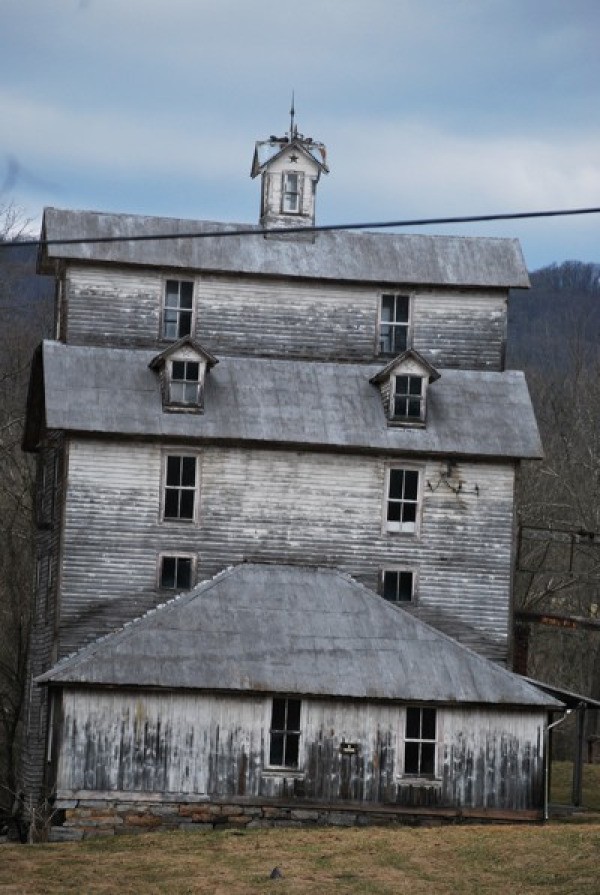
left=543, top=709, right=573, bottom=822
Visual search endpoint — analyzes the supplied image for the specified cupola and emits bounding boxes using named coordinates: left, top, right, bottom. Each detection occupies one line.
left=251, top=99, right=328, bottom=238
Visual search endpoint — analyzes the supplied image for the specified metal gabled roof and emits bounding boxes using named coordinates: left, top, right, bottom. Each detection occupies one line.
left=37, top=563, right=561, bottom=708
left=29, top=341, right=543, bottom=460
left=148, top=336, right=218, bottom=371
left=38, top=208, right=530, bottom=289
left=370, top=349, right=441, bottom=385
left=251, top=137, right=328, bottom=177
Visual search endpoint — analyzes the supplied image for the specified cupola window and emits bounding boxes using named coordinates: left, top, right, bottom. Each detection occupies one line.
left=282, top=172, right=301, bottom=213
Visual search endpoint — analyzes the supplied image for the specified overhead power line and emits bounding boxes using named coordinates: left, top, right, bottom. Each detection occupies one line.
left=1, top=205, right=600, bottom=250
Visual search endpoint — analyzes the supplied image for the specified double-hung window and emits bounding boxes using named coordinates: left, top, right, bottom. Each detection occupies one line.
left=380, top=294, right=410, bottom=355
left=282, top=172, right=301, bottom=213
left=404, top=707, right=437, bottom=776
left=269, top=697, right=301, bottom=768
left=169, top=360, right=201, bottom=405
left=164, top=455, right=197, bottom=521
left=385, top=468, right=420, bottom=533
left=163, top=280, right=193, bottom=340
left=392, top=375, right=425, bottom=422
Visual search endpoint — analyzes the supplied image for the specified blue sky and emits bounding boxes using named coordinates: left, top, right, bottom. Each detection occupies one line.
left=1, top=0, right=599, bottom=269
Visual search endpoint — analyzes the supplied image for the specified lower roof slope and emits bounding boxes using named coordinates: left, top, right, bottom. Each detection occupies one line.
left=39, top=563, right=560, bottom=708
left=26, top=341, right=543, bottom=460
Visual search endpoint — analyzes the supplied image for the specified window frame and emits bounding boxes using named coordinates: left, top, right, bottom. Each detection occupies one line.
left=383, top=465, right=423, bottom=535
left=403, top=706, right=438, bottom=779
left=390, top=373, right=426, bottom=424
left=380, top=567, right=417, bottom=604
left=281, top=171, right=303, bottom=214
left=161, top=278, right=195, bottom=342
left=161, top=453, right=200, bottom=524
left=268, top=697, right=302, bottom=770
left=167, top=358, right=203, bottom=409
left=158, top=553, right=196, bottom=591
left=377, top=293, right=412, bottom=356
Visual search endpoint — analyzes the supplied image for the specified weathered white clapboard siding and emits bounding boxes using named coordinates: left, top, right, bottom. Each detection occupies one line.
left=56, top=690, right=545, bottom=810
left=58, top=439, right=515, bottom=661
left=65, top=267, right=162, bottom=347
left=413, top=293, right=507, bottom=370
left=63, top=266, right=508, bottom=369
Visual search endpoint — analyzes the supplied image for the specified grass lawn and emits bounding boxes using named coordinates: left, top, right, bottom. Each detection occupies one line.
left=1, top=821, right=599, bottom=895
left=1, top=762, right=598, bottom=894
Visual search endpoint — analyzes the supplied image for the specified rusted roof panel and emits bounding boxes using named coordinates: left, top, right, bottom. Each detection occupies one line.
left=39, top=341, right=542, bottom=460
left=39, top=208, right=530, bottom=288
left=37, top=563, right=561, bottom=708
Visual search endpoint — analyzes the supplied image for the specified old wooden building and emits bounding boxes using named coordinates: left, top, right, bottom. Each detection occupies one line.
left=23, top=121, right=561, bottom=837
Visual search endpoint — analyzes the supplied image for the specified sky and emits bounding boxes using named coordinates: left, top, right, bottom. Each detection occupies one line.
left=1, top=0, right=599, bottom=270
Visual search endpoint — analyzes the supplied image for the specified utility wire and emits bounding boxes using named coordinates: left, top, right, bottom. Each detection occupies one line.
left=1, top=206, right=599, bottom=250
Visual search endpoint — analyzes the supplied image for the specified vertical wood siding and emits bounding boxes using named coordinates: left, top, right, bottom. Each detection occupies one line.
left=58, top=439, right=514, bottom=661
left=63, top=266, right=507, bottom=370
left=57, top=690, right=545, bottom=811
left=22, top=433, right=65, bottom=798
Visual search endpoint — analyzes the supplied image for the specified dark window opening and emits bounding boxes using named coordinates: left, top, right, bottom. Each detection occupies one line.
left=160, top=556, right=193, bottom=590
left=382, top=570, right=414, bottom=602
left=404, top=707, right=436, bottom=776
left=269, top=697, right=301, bottom=768
left=380, top=294, right=409, bottom=355
left=164, top=280, right=193, bottom=340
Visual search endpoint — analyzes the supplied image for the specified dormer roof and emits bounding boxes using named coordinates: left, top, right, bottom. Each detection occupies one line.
left=148, top=336, right=218, bottom=371
left=251, top=136, right=328, bottom=178
left=369, top=349, right=441, bottom=386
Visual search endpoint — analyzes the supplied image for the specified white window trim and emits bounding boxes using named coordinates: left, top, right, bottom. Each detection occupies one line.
left=390, top=373, right=427, bottom=425
left=157, top=552, right=197, bottom=590
left=280, top=171, right=303, bottom=215
left=380, top=567, right=418, bottom=604
left=401, top=706, right=440, bottom=780
left=161, top=276, right=196, bottom=342
left=267, top=696, right=302, bottom=771
left=377, top=292, right=413, bottom=356
left=166, top=358, right=205, bottom=411
left=160, top=452, right=200, bottom=524
left=382, top=464, right=423, bottom=536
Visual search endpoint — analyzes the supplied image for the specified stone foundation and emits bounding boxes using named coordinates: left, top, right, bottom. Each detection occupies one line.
left=49, top=795, right=541, bottom=840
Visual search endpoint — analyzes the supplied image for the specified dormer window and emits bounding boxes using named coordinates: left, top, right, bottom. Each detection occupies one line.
left=370, top=349, right=439, bottom=428
left=392, top=375, right=426, bottom=423
left=150, top=337, right=218, bottom=414
left=170, top=360, right=201, bottom=405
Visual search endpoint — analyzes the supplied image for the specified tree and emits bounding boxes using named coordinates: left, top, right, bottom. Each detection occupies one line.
left=512, top=262, right=600, bottom=754
left=0, top=202, right=51, bottom=815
